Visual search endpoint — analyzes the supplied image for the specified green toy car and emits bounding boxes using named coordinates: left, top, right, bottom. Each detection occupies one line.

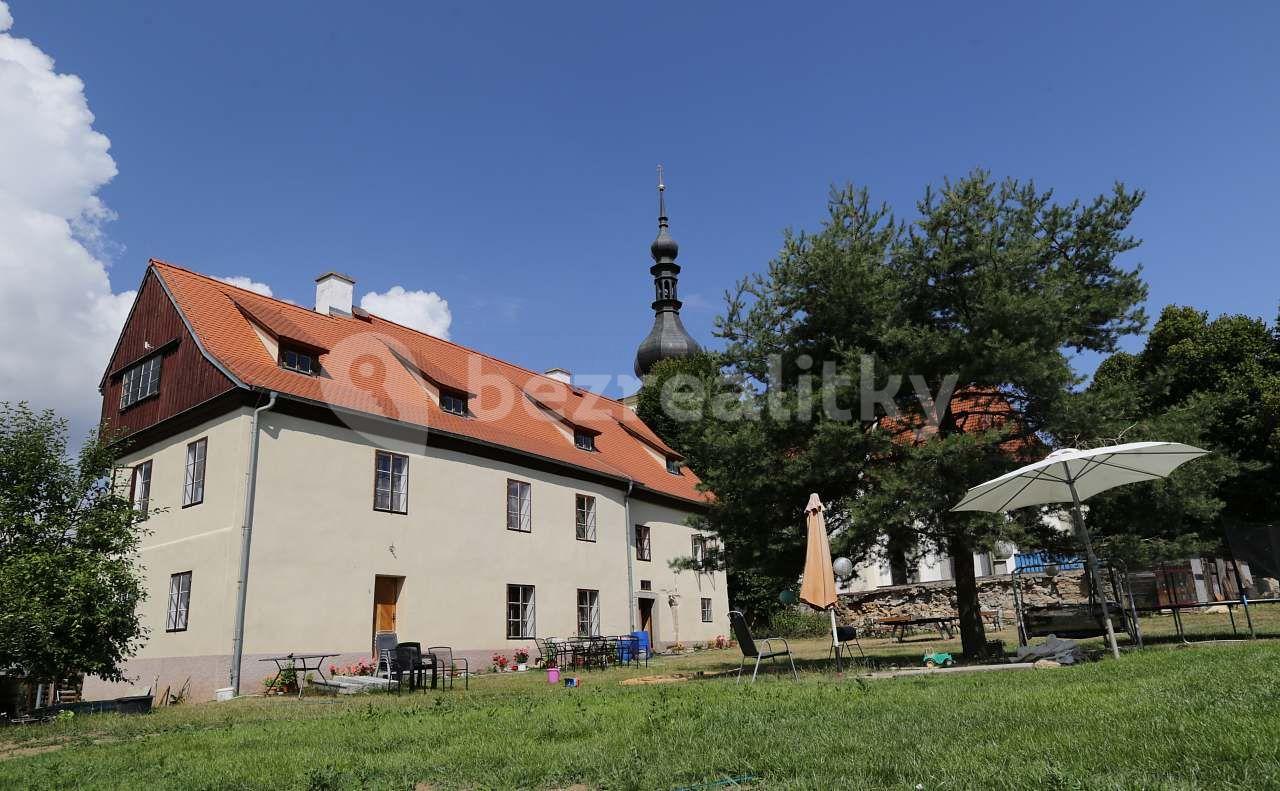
left=923, top=651, right=955, bottom=668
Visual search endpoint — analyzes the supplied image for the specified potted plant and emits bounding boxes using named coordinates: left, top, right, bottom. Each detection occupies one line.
left=513, top=648, right=530, bottom=671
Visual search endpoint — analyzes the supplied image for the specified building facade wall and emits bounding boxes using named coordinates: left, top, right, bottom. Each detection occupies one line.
left=86, top=408, right=725, bottom=701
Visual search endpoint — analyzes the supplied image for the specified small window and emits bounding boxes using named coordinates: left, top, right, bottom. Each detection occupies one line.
left=440, top=390, right=469, bottom=416
left=507, top=584, right=535, bottom=638
left=666, top=457, right=682, bottom=475
left=701, top=597, right=713, bottom=623
left=119, top=354, right=162, bottom=409
left=574, top=429, right=596, bottom=451
left=374, top=450, right=409, bottom=513
left=506, top=479, right=531, bottom=532
left=280, top=347, right=317, bottom=375
left=182, top=438, right=207, bottom=507
left=575, top=494, right=597, bottom=542
left=635, top=524, right=651, bottom=562
left=166, top=571, right=192, bottom=632
left=640, top=579, right=652, bottom=591
left=131, top=460, right=153, bottom=518
left=577, top=589, right=601, bottom=637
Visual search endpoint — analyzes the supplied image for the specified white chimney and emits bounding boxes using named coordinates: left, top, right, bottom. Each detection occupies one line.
left=544, top=367, right=572, bottom=384
left=315, top=271, right=354, bottom=315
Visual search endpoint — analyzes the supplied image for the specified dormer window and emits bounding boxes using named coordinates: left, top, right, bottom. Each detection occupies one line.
left=666, top=457, right=682, bottom=475
left=280, top=347, right=317, bottom=375
left=119, top=355, right=162, bottom=409
left=574, top=429, right=596, bottom=452
left=440, top=390, right=469, bottom=416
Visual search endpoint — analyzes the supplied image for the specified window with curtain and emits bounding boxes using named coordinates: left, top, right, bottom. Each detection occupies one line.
left=577, top=589, right=600, bottom=637
left=131, top=460, right=152, bottom=517
left=506, top=584, right=535, bottom=638
left=701, top=597, right=713, bottom=622
left=166, top=571, right=192, bottom=632
left=374, top=450, right=409, bottom=513
left=182, top=438, right=206, bottom=507
left=506, top=479, right=531, bottom=532
left=575, top=494, right=596, bottom=541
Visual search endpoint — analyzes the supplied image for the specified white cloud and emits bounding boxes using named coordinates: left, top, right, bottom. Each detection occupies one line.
left=0, top=2, right=133, bottom=439
left=217, top=275, right=274, bottom=297
left=360, top=286, right=452, bottom=339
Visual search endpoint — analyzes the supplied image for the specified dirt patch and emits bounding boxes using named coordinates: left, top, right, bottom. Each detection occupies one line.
left=620, top=669, right=736, bottom=686
left=0, top=742, right=65, bottom=761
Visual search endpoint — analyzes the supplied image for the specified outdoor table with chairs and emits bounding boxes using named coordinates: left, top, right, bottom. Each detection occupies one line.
left=537, top=635, right=646, bottom=671
left=259, top=652, right=339, bottom=698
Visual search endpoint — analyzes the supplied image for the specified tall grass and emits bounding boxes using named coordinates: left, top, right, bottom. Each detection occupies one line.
left=2, top=640, right=1278, bottom=789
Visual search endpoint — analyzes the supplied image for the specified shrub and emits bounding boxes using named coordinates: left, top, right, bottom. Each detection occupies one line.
left=767, top=607, right=830, bottom=638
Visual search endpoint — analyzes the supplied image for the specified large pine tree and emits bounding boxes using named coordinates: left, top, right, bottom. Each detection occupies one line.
left=642, top=172, right=1149, bottom=655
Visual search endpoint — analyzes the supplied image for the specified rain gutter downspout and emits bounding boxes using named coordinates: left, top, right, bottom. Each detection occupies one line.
left=229, top=390, right=277, bottom=695
left=624, top=479, right=636, bottom=632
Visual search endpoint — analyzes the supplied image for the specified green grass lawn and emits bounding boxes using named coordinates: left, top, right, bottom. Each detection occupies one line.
left=3, top=631, right=1280, bottom=790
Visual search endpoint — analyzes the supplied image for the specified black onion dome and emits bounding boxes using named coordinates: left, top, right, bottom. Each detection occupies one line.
left=634, top=312, right=701, bottom=377
left=650, top=226, right=679, bottom=262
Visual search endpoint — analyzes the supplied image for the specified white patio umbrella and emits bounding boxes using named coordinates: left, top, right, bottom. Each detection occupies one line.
left=952, top=441, right=1210, bottom=658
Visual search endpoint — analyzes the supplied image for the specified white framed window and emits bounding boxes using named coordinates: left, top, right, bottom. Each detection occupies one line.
left=575, top=494, right=596, bottom=542
left=666, top=457, right=682, bottom=475
left=506, top=584, right=535, bottom=638
left=166, top=571, right=192, bottom=632
left=280, top=347, right=317, bottom=374
left=119, top=355, right=162, bottom=409
left=440, top=391, right=469, bottom=416
left=182, top=438, right=207, bottom=507
left=131, top=460, right=153, bottom=518
left=374, top=450, right=409, bottom=514
left=635, top=524, right=651, bottom=561
left=506, top=479, right=531, bottom=532
left=577, top=589, right=601, bottom=637
left=701, top=597, right=713, bottom=623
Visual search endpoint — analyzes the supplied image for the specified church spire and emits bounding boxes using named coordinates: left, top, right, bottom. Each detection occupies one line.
left=634, top=166, right=701, bottom=377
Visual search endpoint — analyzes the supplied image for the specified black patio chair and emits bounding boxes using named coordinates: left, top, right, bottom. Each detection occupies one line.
left=829, top=624, right=867, bottom=671
left=394, top=642, right=434, bottom=691
left=374, top=631, right=399, bottom=677
left=427, top=646, right=468, bottom=690
left=728, top=610, right=797, bottom=683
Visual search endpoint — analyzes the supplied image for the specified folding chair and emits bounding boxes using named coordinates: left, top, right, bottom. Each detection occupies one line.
left=828, top=624, right=866, bottom=671
left=728, top=610, right=797, bottom=683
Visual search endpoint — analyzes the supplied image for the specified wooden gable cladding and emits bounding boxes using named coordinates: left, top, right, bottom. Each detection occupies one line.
left=99, top=268, right=238, bottom=439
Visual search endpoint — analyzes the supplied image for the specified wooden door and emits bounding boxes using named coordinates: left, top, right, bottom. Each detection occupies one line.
left=373, top=576, right=401, bottom=636
left=638, top=598, right=654, bottom=642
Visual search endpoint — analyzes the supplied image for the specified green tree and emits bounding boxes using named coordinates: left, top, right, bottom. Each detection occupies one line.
left=0, top=403, right=149, bottom=685
left=645, top=172, right=1149, bottom=655
left=1057, top=306, right=1279, bottom=564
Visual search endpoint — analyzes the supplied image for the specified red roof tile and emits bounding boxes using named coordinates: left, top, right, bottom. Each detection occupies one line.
left=150, top=260, right=707, bottom=505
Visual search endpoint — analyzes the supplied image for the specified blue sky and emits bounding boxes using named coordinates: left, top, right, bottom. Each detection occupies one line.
left=12, top=1, right=1280, bottom=400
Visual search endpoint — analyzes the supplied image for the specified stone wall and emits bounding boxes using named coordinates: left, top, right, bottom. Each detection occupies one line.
left=837, top=570, right=1092, bottom=630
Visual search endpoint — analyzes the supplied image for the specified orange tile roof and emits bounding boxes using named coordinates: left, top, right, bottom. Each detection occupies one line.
left=879, top=388, right=1041, bottom=460
left=150, top=259, right=708, bottom=506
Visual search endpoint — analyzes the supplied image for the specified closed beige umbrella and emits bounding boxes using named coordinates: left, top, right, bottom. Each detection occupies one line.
left=800, top=493, right=838, bottom=611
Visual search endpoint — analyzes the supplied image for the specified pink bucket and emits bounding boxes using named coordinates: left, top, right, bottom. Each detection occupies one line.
left=548, top=667, right=560, bottom=684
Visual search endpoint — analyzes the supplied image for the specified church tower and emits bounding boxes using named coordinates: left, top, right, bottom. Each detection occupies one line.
left=634, top=167, right=702, bottom=377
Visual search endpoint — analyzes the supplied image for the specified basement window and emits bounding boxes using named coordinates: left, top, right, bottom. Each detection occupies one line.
left=574, top=429, right=596, bottom=452
left=440, top=390, right=469, bottom=416
left=280, top=347, right=318, bottom=375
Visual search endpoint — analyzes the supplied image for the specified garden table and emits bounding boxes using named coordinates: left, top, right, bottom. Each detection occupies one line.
left=259, top=652, right=339, bottom=698
left=877, top=616, right=958, bottom=642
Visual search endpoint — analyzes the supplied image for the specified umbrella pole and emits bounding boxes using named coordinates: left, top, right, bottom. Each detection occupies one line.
left=830, top=608, right=841, bottom=673
left=1063, top=463, right=1120, bottom=660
